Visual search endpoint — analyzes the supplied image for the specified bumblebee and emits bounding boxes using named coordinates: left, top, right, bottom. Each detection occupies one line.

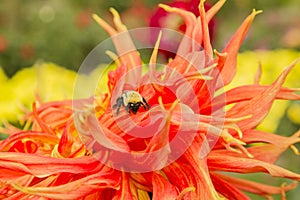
left=113, top=90, right=150, bottom=115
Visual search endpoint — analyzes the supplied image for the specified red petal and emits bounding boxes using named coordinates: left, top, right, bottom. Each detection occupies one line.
left=0, top=152, right=102, bottom=179
left=208, top=152, right=300, bottom=181
left=211, top=85, right=300, bottom=111
left=199, top=0, right=212, bottom=57
left=210, top=172, right=250, bottom=200
left=214, top=172, right=298, bottom=196
left=112, top=171, right=133, bottom=200
left=217, top=9, right=262, bottom=86
left=0, top=131, right=58, bottom=152
left=206, top=0, right=226, bottom=22
left=226, top=59, right=299, bottom=130
left=152, top=173, right=178, bottom=200
left=11, top=167, right=120, bottom=199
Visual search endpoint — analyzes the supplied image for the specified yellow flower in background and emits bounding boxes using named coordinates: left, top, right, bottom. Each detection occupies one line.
left=0, top=63, right=76, bottom=123
left=0, top=63, right=114, bottom=124
left=235, top=50, right=300, bottom=87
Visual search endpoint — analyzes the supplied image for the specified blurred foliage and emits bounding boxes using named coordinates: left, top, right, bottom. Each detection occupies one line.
left=213, top=0, right=300, bottom=51
left=0, top=0, right=170, bottom=77
left=1, top=0, right=300, bottom=77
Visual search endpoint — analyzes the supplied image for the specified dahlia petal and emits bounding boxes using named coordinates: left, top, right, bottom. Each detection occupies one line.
left=109, top=8, right=127, bottom=32
left=145, top=98, right=174, bottom=153
left=242, top=129, right=300, bottom=148
left=214, top=172, right=298, bottom=196
left=199, top=0, right=213, bottom=57
left=149, top=31, right=162, bottom=67
left=109, top=9, right=142, bottom=73
left=137, top=189, right=151, bottom=200
left=0, top=131, right=58, bottom=152
left=206, top=0, right=226, bottom=22
left=242, top=130, right=300, bottom=163
left=112, top=171, right=133, bottom=200
left=212, top=85, right=300, bottom=111
left=210, top=172, right=251, bottom=200
left=11, top=168, right=120, bottom=200
left=152, top=173, right=178, bottom=200
left=106, top=50, right=122, bottom=67
left=92, top=14, right=117, bottom=35
left=159, top=4, right=197, bottom=57
left=208, top=152, right=300, bottom=181
left=0, top=152, right=102, bottom=179
left=226, top=59, right=299, bottom=130
left=218, top=9, right=262, bottom=86
left=246, top=144, right=291, bottom=164
left=164, top=159, right=224, bottom=200
left=74, top=110, right=130, bottom=152
left=158, top=4, right=196, bottom=39
left=93, top=12, right=142, bottom=78
left=32, top=102, right=55, bottom=135
left=162, top=162, right=195, bottom=198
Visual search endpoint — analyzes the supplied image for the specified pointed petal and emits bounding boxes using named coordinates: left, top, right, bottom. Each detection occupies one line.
left=214, top=172, right=298, bottom=196
left=218, top=9, right=262, bottom=86
left=199, top=0, right=213, bottom=57
left=112, top=171, right=134, bottom=200
left=208, top=152, right=300, bottom=181
left=206, top=0, right=226, bottom=22
left=159, top=4, right=197, bottom=57
left=210, top=85, right=300, bottom=111
left=210, top=172, right=251, bottom=200
left=242, top=130, right=300, bottom=163
left=93, top=13, right=142, bottom=78
left=226, top=59, right=299, bottom=130
left=0, top=131, right=58, bottom=152
left=0, top=152, right=102, bottom=179
left=11, top=167, right=120, bottom=199
left=152, top=173, right=178, bottom=200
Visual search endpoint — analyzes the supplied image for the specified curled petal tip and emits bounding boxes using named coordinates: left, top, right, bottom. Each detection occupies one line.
left=109, top=7, right=121, bottom=20
left=109, top=7, right=127, bottom=31
left=158, top=4, right=171, bottom=12
left=214, top=49, right=227, bottom=57
left=109, top=7, right=117, bottom=14
left=252, top=9, right=263, bottom=15
left=92, top=13, right=101, bottom=22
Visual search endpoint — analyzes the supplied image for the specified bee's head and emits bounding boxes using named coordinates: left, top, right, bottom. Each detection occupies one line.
left=128, top=102, right=141, bottom=114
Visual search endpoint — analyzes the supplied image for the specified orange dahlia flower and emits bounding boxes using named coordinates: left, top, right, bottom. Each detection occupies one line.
left=1, top=0, right=300, bottom=199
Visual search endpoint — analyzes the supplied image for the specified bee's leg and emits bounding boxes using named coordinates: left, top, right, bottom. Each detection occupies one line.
left=141, top=102, right=147, bottom=110
left=113, top=97, right=120, bottom=108
left=116, top=105, right=121, bottom=115
left=142, top=97, right=150, bottom=110
left=114, top=97, right=123, bottom=115
left=125, top=105, right=130, bottom=113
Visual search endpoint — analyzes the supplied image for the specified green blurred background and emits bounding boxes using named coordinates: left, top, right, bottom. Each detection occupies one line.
left=0, top=0, right=300, bottom=199
left=0, top=0, right=299, bottom=76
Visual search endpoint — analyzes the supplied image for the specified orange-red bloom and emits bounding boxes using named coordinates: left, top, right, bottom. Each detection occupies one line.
left=1, top=0, right=300, bottom=199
